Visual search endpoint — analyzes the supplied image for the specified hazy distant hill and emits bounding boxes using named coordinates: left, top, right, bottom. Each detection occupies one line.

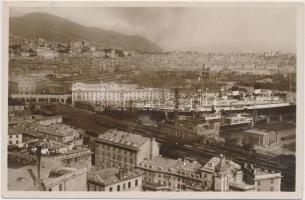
left=9, top=12, right=161, bottom=50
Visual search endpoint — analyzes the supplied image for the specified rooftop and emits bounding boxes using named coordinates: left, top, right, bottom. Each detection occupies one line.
left=42, top=167, right=87, bottom=188
left=38, top=124, right=80, bottom=137
left=200, top=157, right=221, bottom=172
left=54, top=146, right=92, bottom=160
left=244, top=129, right=270, bottom=137
left=87, top=167, right=141, bottom=186
left=139, top=156, right=180, bottom=172
left=201, top=156, right=241, bottom=173
left=8, top=121, right=39, bottom=136
left=253, top=168, right=282, bottom=180
left=177, top=160, right=202, bottom=173
left=139, top=156, right=202, bottom=175
left=97, top=129, right=149, bottom=149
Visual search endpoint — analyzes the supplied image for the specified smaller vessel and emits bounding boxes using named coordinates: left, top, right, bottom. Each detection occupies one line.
left=220, top=113, right=253, bottom=131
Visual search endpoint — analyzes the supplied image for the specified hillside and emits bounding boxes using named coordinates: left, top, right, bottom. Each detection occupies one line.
left=9, top=12, right=161, bottom=50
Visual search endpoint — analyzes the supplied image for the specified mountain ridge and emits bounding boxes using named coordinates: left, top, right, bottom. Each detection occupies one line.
left=9, top=12, right=161, bottom=50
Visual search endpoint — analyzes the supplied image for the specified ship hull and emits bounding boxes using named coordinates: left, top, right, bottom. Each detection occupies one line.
left=136, top=104, right=295, bottom=115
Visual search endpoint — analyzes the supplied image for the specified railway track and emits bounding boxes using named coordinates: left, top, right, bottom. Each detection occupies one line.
left=57, top=104, right=295, bottom=191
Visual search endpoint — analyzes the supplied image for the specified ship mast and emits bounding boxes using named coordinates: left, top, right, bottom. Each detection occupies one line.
left=162, top=70, right=165, bottom=105
left=201, top=64, right=205, bottom=107
left=214, top=72, right=217, bottom=111
left=253, top=76, right=257, bottom=122
left=289, top=67, right=292, bottom=104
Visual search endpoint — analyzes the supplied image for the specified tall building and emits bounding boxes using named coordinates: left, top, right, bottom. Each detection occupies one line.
left=94, top=130, right=159, bottom=169
left=212, top=155, right=233, bottom=191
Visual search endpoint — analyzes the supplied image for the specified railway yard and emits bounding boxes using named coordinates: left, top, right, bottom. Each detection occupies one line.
left=47, top=103, right=296, bottom=191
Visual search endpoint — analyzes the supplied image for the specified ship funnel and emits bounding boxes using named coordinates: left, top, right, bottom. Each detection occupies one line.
left=254, top=83, right=261, bottom=95
left=174, top=88, right=179, bottom=125
left=232, top=85, right=239, bottom=97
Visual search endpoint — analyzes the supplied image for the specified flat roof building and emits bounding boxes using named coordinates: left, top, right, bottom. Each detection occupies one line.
left=37, top=123, right=83, bottom=144
left=53, top=145, right=92, bottom=169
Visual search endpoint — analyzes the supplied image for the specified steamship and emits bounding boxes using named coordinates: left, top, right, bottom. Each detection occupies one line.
left=136, top=86, right=291, bottom=114
left=191, top=84, right=290, bottom=112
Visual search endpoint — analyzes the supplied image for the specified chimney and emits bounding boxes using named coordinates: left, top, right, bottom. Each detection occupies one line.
left=174, top=88, right=179, bottom=125
left=36, top=145, right=42, bottom=190
left=149, top=137, right=155, bottom=160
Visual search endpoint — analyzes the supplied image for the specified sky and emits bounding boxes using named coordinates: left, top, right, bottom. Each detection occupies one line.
left=10, top=6, right=297, bottom=53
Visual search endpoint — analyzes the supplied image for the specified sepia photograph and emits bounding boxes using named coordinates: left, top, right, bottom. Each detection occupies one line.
left=1, top=1, right=304, bottom=199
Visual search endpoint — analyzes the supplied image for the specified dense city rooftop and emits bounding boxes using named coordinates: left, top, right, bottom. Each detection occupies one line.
left=87, top=167, right=141, bottom=186
left=97, top=129, right=150, bottom=148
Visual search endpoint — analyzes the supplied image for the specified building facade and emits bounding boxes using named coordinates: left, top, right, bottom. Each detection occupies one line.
left=138, top=156, right=205, bottom=191
left=87, top=167, right=142, bottom=191
left=8, top=132, right=22, bottom=146
left=9, top=75, right=49, bottom=94
left=199, top=155, right=281, bottom=192
left=38, top=116, right=63, bottom=126
left=94, top=130, right=159, bottom=169
left=72, top=81, right=172, bottom=106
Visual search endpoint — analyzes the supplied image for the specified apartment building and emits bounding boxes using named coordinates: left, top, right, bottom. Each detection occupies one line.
left=94, top=129, right=159, bottom=169
left=138, top=156, right=204, bottom=191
